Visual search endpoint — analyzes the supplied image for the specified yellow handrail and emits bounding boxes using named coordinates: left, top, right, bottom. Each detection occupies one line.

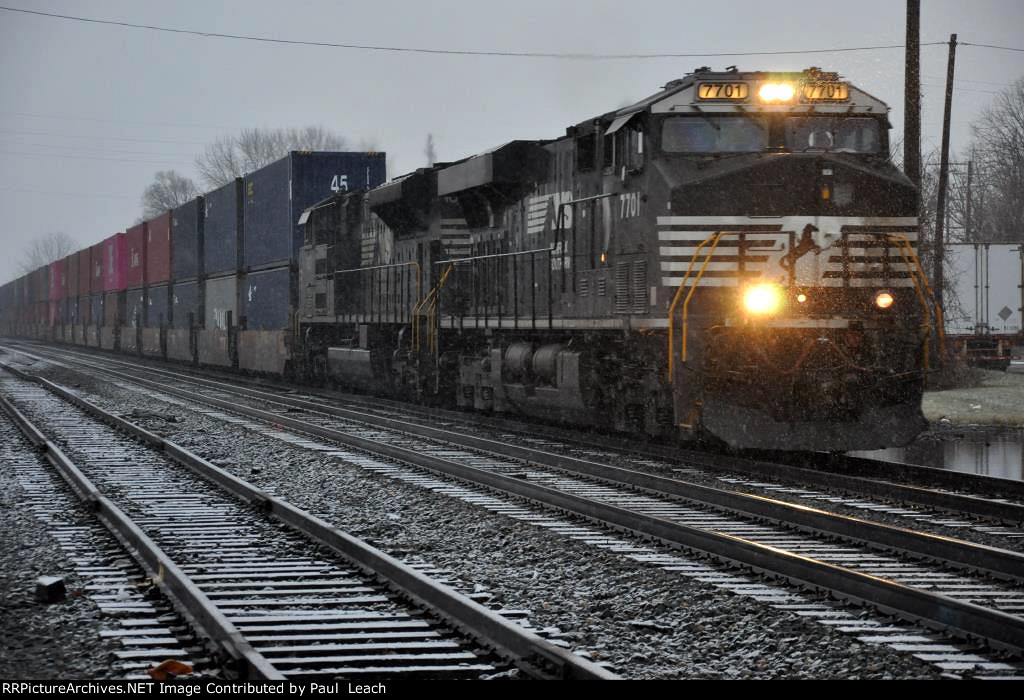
left=887, top=233, right=944, bottom=370
left=413, top=263, right=454, bottom=354
left=667, top=231, right=727, bottom=383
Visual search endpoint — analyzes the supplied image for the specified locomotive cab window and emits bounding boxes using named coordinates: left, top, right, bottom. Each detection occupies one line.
left=576, top=132, right=597, bottom=172
left=784, top=117, right=881, bottom=153
left=661, top=116, right=768, bottom=153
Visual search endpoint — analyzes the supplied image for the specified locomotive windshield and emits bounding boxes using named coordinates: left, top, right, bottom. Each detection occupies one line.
left=784, top=116, right=881, bottom=153
left=659, top=115, right=884, bottom=154
left=661, top=116, right=768, bottom=153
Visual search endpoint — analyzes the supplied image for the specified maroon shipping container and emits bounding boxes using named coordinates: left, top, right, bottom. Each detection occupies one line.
left=125, top=223, right=146, bottom=289
left=90, top=242, right=105, bottom=292
left=49, top=258, right=66, bottom=301
left=103, top=233, right=127, bottom=292
left=78, top=247, right=92, bottom=295
left=146, top=212, right=172, bottom=285
left=33, top=266, right=49, bottom=302
left=66, top=252, right=79, bottom=299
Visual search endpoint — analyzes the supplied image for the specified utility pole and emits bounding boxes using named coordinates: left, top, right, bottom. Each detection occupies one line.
left=904, top=0, right=921, bottom=190
left=933, top=33, right=957, bottom=311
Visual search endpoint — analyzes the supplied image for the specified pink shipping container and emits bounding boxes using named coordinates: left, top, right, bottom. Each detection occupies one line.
left=90, top=242, right=105, bottom=292
left=146, top=212, right=172, bottom=285
left=126, top=223, right=147, bottom=289
left=103, top=233, right=127, bottom=292
left=78, top=247, right=92, bottom=295
left=49, top=258, right=66, bottom=301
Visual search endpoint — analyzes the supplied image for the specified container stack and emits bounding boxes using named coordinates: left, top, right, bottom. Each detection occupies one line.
left=168, top=197, right=204, bottom=362
left=101, top=233, right=126, bottom=350
left=122, top=223, right=146, bottom=353
left=200, top=178, right=244, bottom=367
left=65, top=251, right=79, bottom=341
left=143, top=212, right=172, bottom=357
left=239, top=151, right=386, bottom=373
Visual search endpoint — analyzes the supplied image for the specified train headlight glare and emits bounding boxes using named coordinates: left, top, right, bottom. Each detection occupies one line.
left=758, top=83, right=796, bottom=102
left=743, top=283, right=784, bottom=315
left=796, top=293, right=808, bottom=304
left=875, top=291, right=895, bottom=309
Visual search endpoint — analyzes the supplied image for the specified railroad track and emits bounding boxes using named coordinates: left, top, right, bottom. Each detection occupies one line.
left=14, top=340, right=1024, bottom=530
left=0, top=367, right=614, bottom=681
left=0, top=414, right=206, bottom=678
left=5, top=343, right=1024, bottom=675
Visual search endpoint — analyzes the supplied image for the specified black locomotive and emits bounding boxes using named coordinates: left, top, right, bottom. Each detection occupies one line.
left=296, top=68, right=940, bottom=451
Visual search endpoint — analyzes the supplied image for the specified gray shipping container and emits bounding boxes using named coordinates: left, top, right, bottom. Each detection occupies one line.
left=171, top=279, right=201, bottom=329
left=243, top=151, right=386, bottom=269
left=146, top=283, right=171, bottom=328
left=125, top=288, right=145, bottom=328
left=242, top=265, right=293, bottom=330
left=90, top=294, right=104, bottom=326
left=204, top=179, right=243, bottom=276
left=172, top=197, right=204, bottom=281
left=205, top=274, right=239, bottom=331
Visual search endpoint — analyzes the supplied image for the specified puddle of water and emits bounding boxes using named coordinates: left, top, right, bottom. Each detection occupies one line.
left=852, top=430, right=1024, bottom=481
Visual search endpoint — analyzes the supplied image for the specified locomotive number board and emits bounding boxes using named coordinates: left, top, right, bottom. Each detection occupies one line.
left=696, top=82, right=749, bottom=100
left=801, top=82, right=850, bottom=101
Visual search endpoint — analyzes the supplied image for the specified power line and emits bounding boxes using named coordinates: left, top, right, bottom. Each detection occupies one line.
left=0, top=110, right=236, bottom=131
left=0, top=186, right=136, bottom=199
left=0, top=5, right=952, bottom=59
left=0, top=149, right=191, bottom=166
left=0, top=128, right=208, bottom=147
left=960, top=42, right=1024, bottom=53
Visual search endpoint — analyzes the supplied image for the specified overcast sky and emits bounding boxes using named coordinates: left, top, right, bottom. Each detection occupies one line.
left=1, top=0, right=1021, bottom=285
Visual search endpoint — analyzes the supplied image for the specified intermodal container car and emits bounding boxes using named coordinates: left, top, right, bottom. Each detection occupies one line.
left=243, top=152, right=386, bottom=269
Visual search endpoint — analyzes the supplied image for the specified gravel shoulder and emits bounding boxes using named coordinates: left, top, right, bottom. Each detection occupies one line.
left=7, top=356, right=952, bottom=679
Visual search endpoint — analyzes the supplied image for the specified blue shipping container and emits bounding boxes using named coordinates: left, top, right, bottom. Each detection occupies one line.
left=146, top=284, right=170, bottom=328
left=204, top=179, right=243, bottom=276
left=243, top=151, right=386, bottom=269
left=171, top=280, right=200, bottom=329
left=242, top=266, right=292, bottom=330
left=172, top=197, right=204, bottom=281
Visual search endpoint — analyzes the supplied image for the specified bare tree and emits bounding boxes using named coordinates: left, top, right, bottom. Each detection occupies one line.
left=18, top=232, right=76, bottom=275
left=424, top=133, right=437, bottom=167
left=142, top=170, right=199, bottom=219
left=968, top=76, right=1024, bottom=242
left=195, top=126, right=348, bottom=189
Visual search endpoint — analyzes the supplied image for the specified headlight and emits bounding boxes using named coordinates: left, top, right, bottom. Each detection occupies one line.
left=743, top=283, right=784, bottom=315
left=875, top=291, right=894, bottom=309
left=758, top=82, right=795, bottom=102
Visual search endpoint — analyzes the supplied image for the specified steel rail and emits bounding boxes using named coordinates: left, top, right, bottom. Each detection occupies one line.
left=0, top=363, right=616, bottom=681
left=8, top=358, right=1021, bottom=653
left=15, top=340, right=1023, bottom=523
left=0, top=386, right=282, bottom=680
left=20, top=347, right=1022, bottom=583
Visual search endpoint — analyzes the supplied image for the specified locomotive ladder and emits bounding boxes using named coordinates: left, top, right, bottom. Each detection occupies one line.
left=667, top=230, right=729, bottom=383
left=886, top=233, right=946, bottom=372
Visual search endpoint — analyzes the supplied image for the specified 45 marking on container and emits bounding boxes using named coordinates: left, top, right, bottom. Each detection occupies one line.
left=330, top=175, right=349, bottom=192
left=619, top=192, right=641, bottom=219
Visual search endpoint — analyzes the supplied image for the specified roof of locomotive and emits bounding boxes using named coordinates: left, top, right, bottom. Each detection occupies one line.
left=595, top=67, right=890, bottom=124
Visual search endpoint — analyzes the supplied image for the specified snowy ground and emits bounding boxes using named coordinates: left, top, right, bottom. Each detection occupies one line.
left=924, top=367, right=1024, bottom=427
